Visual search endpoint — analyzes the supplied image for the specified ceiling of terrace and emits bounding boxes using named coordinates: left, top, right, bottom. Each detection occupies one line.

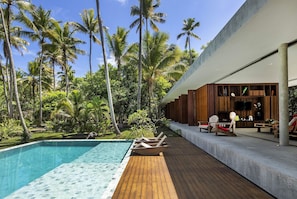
left=162, top=0, right=297, bottom=104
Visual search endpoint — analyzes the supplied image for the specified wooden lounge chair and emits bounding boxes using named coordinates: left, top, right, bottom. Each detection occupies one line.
left=214, top=112, right=237, bottom=136
left=131, top=135, right=168, bottom=156
left=272, top=114, right=297, bottom=138
left=197, top=115, right=219, bottom=132
left=135, top=132, right=164, bottom=143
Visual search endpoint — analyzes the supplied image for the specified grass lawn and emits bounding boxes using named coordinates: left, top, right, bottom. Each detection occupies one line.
left=0, top=128, right=158, bottom=150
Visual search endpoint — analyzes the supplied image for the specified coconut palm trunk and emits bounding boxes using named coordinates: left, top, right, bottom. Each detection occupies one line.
left=0, top=7, right=30, bottom=141
left=38, top=51, right=44, bottom=126
left=89, top=34, right=93, bottom=75
left=187, top=35, right=192, bottom=63
left=137, top=0, right=143, bottom=110
left=95, top=0, right=120, bottom=135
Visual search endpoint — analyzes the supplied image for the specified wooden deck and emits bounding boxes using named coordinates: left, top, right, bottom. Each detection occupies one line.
left=113, top=136, right=275, bottom=199
left=112, top=154, right=178, bottom=199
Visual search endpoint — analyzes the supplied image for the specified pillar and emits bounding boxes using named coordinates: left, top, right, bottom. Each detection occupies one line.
left=278, top=43, right=289, bottom=146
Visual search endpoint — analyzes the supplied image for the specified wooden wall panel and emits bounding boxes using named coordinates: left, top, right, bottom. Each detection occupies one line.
left=175, top=99, right=179, bottom=122
left=207, top=84, right=216, bottom=116
left=271, top=96, right=279, bottom=120
left=217, top=97, right=230, bottom=112
left=187, top=90, right=196, bottom=126
left=180, top=95, right=188, bottom=124
left=165, top=83, right=279, bottom=125
left=263, top=96, right=271, bottom=120
left=196, top=85, right=208, bottom=122
left=169, top=102, right=175, bottom=121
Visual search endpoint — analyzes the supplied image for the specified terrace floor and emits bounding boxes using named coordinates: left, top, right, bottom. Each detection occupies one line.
left=112, top=131, right=275, bottom=199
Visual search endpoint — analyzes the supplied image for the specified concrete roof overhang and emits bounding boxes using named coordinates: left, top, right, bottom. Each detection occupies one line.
left=162, top=0, right=297, bottom=104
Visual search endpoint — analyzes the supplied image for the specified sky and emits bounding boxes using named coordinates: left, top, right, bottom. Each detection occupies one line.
left=12, top=0, right=246, bottom=77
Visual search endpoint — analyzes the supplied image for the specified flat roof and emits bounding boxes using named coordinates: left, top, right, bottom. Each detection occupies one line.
left=162, top=0, right=297, bottom=104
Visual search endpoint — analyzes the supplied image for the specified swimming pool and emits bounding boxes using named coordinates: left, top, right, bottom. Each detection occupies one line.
left=0, top=140, right=133, bottom=199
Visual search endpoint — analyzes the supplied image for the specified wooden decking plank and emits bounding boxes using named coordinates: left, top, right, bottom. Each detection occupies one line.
left=152, top=156, right=162, bottom=198
left=150, top=157, right=157, bottom=198
left=164, top=137, right=274, bottom=199
left=158, top=155, right=178, bottom=199
left=113, top=153, right=177, bottom=199
left=112, top=136, right=274, bottom=199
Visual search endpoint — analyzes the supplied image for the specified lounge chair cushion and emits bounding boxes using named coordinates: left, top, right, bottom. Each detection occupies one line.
left=217, top=126, right=230, bottom=132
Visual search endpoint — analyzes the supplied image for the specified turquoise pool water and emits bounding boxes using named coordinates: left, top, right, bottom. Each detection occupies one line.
left=0, top=140, right=132, bottom=199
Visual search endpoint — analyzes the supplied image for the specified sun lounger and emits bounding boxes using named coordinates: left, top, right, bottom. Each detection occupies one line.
left=135, top=132, right=164, bottom=143
left=214, top=112, right=237, bottom=136
left=197, top=115, right=219, bottom=132
left=272, top=115, right=297, bottom=138
left=131, top=135, right=168, bottom=156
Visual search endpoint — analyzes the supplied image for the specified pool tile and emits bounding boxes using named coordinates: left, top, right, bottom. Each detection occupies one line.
left=5, top=163, right=120, bottom=199
left=2, top=141, right=132, bottom=199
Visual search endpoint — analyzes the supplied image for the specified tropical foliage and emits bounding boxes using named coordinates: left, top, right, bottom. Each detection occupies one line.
left=289, top=86, right=297, bottom=116
left=177, top=17, right=200, bottom=64
left=0, top=0, right=199, bottom=143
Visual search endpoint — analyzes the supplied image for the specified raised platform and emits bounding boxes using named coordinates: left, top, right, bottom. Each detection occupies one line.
left=169, top=122, right=297, bottom=199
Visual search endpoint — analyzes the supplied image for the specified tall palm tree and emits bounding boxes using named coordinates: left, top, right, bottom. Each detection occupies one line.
left=21, top=61, right=39, bottom=114
left=69, top=9, right=100, bottom=75
left=17, top=5, right=56, bottom=126
left=46, top=21, right=85, bottom=96
left=177, top=18, right=200, bottom=64
left=20, top=60, right=52, bottom=116
left=130, top=0, right=143, bottom=110
left=95, top=0, right=121, bottom=135
left=130, top=0, right=166, bottom=33
left=57, top=65, right=75, bottom=91
left=42, top=43, right=62, bottom=90
left=142, top=31, right=182, bottom=116
left=130, top=0, right=166, bottom=110
left=0, top=6, right=30, bottom=140
left=0, top=0, right=31, bottom=118
left=105, top=27, right=136, bottom=77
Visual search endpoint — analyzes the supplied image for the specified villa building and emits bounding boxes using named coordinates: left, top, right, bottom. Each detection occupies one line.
left=162, top=0, right=297, bottom=146
left=161, top=1, right=297, bottom=198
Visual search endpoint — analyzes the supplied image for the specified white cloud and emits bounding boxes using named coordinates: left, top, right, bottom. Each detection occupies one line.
left=97, top=54, right=116, bottom=67
left=117, top=0, right=127, bottom=5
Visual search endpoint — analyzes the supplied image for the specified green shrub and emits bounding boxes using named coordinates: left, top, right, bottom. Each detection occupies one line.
left=127, top=110, right=156, bottom=138
left=0, top=119, right=23, bottom=140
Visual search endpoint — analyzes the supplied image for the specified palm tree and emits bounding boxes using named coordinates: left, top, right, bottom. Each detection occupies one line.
left=1, top=26, right=29, bottom=118
left=105, top=27, right=136, bottom=77
left=130, top=0, right=166, bottom=33
left=142, top=31, right=182, bottom=116
left=130, top=0, right=143, bottom=110
left=17, top=5, right=56, bottom=126
left=0, top=0, right=31, bottom=118
left=130, top=0, right=166, bottom=110
left=20, top=60, right=52, bottom=117
left=46, top=21, right=85, bottom=96
left=21, top=61, right=39, bottom=114
left=0, top=6, right=30, bottom=141
left=69, top=9, right=100, bottom=75
left=95, top=0, right=121, bottom=135
left=42, top=43, right=62, bottom=90
left=177, top=18, right=200, bottom=64
left=57, top=65, right=75, bottom=91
